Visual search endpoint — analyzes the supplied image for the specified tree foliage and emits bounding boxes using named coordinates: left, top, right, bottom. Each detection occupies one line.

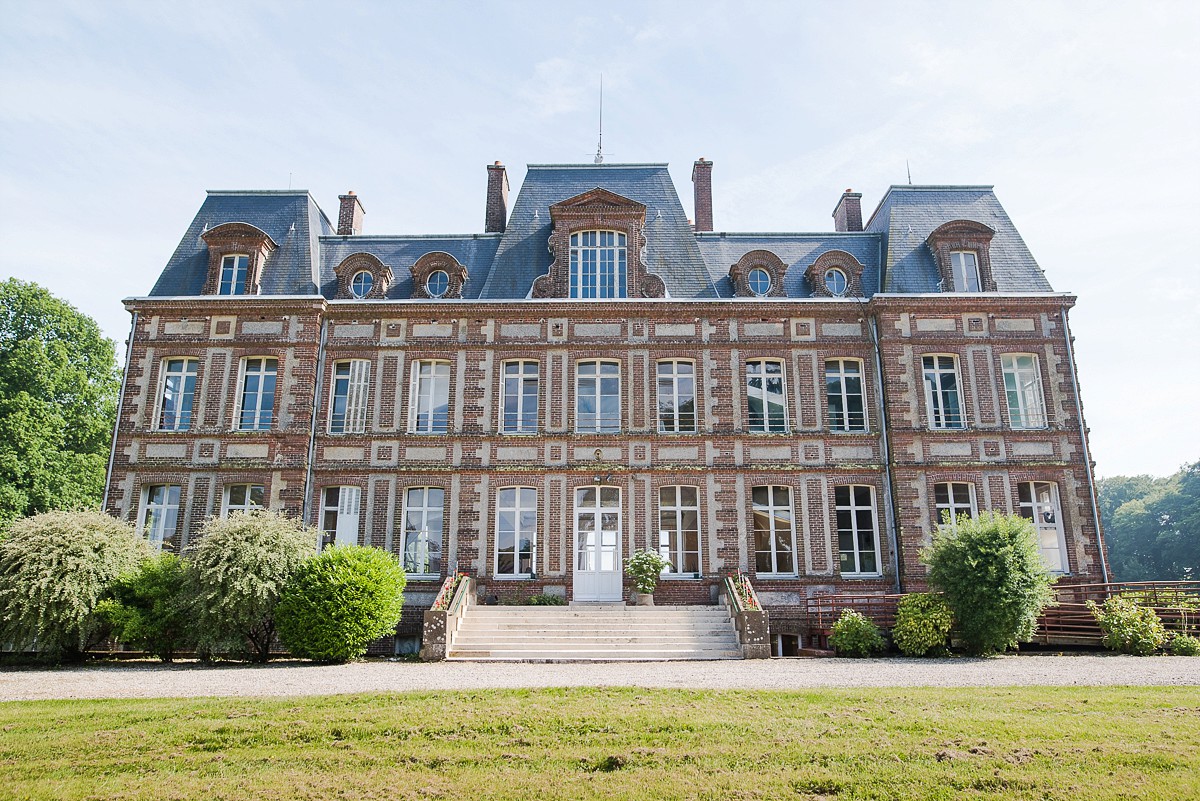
left=1098, top=461, right=1200, bottom=581
left=275, top=545, right=406, bottom=662
left=0, top=279, right=120, bottom=530
left=96, top=553, right=191, bottom=662
left=0, top=510, right=150, bottom=659
left=922, top=512, right=1056, bottom=655
left=1087, top=596, right=1167, bottom=655
left=186, top=511, right=317, bottom=662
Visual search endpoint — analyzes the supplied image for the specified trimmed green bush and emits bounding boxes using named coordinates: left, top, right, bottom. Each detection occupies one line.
left=829, top=609, right=886, bottom=657
left=186, top=511, right=317, bottom=662
left=0, top=510, right=150, bottom=660
left=96, top=553, right=190, bottom=662
left=275, top=545, right=406, bottom=663
left=892, top=593, right=954, bottom=656
left=1169, top=634, right=1200, bottom=656
left=922, top=512, right=1055, bottom=655
left=1087, top=596, right=1167, bottom=655
left=527, top=593, right=566, bottom=606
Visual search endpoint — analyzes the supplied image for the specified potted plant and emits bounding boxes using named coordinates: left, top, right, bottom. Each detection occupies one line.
left=625, top=549, right=671, bottom=606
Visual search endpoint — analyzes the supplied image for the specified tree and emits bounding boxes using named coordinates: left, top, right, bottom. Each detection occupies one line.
left=276, top=545, right=406, bottom=662
left=1099, top=461, right=1200, bottom=581
left=0, top=510, right=151, bottom=660
left=922, top=512, right=1056, bottom=655
left=186, top=511, right=317, bottom=662
left=0, top=279, right=120, bottom=530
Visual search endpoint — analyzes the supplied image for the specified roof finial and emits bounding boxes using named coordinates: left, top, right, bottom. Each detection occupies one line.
left=594, top=75, right=604, bottom=164
left=906, top=159, right=912, bottom=185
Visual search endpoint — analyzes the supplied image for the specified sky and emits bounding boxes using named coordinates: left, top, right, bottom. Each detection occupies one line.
left=1, top=1, right=1197, bottom=478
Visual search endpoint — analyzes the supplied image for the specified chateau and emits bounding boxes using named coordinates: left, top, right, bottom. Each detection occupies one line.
left=103, top=157, right=1108, bottom=652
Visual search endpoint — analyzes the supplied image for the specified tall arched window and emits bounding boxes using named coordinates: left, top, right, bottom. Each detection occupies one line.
left=569, top=231, right=627, bottom=298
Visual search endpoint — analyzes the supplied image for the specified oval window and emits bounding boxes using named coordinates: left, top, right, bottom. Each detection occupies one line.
left=747, top=267, right=772, bottom=296
left=824, top=268, right=848, bottom=296
left=350, top=270, right=374, bottom=299
left=426, top=270, right=450, bottom=298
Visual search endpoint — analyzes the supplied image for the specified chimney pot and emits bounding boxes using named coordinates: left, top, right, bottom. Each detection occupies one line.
left=485, top=161, right=510, bottom=233
left=337, top=192, right=365, bottom=236
left=691, top=158, right=714, bottom=233
left=833, top=189, right=863, bottom=233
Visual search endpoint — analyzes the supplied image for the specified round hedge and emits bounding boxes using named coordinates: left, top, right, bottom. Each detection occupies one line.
left=891, top=592, right=954, bottom=656
left=275, top=545, right=406, bottom=662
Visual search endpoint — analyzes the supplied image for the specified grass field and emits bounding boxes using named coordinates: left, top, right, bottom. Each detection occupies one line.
left=1, top=686, right=1197, bottom=800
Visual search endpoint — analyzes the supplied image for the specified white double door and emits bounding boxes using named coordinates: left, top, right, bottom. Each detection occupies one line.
left=573, top=486, right=623, bottom=602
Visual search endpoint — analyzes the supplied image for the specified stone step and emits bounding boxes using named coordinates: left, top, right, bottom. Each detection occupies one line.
left=452, top=634, right=739, bottom=646
left=447, top=649, right=744, bottom=661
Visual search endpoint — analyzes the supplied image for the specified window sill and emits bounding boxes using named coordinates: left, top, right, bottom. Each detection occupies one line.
left=491, top=575, right=535, bottom=580
left=839, top=573, right=883, bottom=580
left=828, top=428, right=871, bottom=435
left=659, top=574, right=702, bottom=580
left=407, top=575, right=441, bottom=582
left=754, top=573, right=798, bottom=579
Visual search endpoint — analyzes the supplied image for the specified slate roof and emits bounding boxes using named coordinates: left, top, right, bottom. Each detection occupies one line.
left=865, top=186, right=1052, bottom=293
left=479, top=164, right=717, bottom=299
left=695, top=233, right=883, bottom=298
left=145, top=170, right=1055, bottom=300
left=150, top=191, right=333, bottom=297
left=319, top=235, right=502, bottom=299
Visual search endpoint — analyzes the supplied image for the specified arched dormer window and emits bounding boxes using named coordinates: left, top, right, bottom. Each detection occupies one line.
left=200, top=223, right=277, bottom=296
left=806, top=250, right=866, bottom=298
left=570, top=230, right=627, bottom=298
left=410, top=252, right=468, bottom=299
left=926, top=220, right=997, bottom=293
left=532, top=188, right=665, bottom=299
left=729, top=250, right=787, bottom=298
left=333, top=253, right=393, bottom=300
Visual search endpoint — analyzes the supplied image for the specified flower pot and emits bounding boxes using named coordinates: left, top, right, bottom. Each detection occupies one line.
left=631, top=591, right=655, bottom=606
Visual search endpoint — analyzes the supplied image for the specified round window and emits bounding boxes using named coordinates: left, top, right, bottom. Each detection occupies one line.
left=426, top=269, right=450, bottom=298
left=824, top=268, right=848, bottom=296
left=350, top=270, right=373, bottom=299
left=747, top=267, right=772, bottom=296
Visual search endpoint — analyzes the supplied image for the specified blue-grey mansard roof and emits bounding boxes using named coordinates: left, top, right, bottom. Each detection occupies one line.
left=146, top=164, right=1054, bottom=300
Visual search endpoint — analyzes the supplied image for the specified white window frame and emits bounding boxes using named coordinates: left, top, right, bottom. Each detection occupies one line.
left=221, top=483, right=265, bottom=516
left=569, top=230, right=627, bottom=299
left=328, top=359, right=370, bottom=434
left=836, top=484, right=881, bottom=577
left=138, top=484, right=181, bottom=548
left=657, top=485, right=701, bottom=578
left=922, top=354, right=964, bottom=430
left=575, top=359, right=621, bottom=433
left=824, top=267, right=848, bottom=296
left=500, top=360, right=539, bottom=435
left=320, top=486, right=362, bottom=549
left=494, top=487, right=537, bottom=578
left=747, top=267, right=772, bottom=296
left=350, top=270, right=373, bottom=299
left=746, top=358, right=789, bottom=433
left=950, top=251, right=981, bottom=292
left=402, top=486, right=444, bottom=578
left=408, top=359, right=451, bottom=434
left=218, top=254, right=249, bottom=295
left=825, top=358, right=867, bottom=432
left=752, top=485, right=797, bottom=576
left=426, top=270, right=450, bottom=298
left=156, top=357, right=198, bottom=431
left=1019, top=481, right=1069, bottom=573
left=1002, top=353, right=1048, bottom=430
left=656, top=359, right=697, bottom=434
left=235, top=356, right=277, bottom=431
left=934, top=481, right=977, bottom=530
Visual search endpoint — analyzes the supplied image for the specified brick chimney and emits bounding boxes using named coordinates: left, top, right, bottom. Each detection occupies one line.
left=691, top=158, right=713, bottom=232
left=337, top=192, right=365, bottom=236
left=833, top=189, right=863, bottom=232
left=485, top=161, right=509, bottom=233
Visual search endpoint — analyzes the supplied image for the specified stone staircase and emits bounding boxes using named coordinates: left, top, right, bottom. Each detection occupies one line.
left=446, top=604, right=744, bottom=661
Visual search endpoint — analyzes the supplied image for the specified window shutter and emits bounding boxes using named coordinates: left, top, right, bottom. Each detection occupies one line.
left=335, top=486, right=361, bottom=547
left=346, top=360, right=370, bottom=433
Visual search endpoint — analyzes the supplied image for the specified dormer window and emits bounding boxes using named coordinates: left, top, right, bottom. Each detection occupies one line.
left=824, top=267, right=848, bottom=296
left=219, top=255, right=249, bottom=295
left=950, top=251, right=981, bottom=292
left=748, top=268, right=772, bottom=296
left=570, top=231, right=627, bottom=299
left=350, top=270, right=374, bottom=299
left=426, top=270, right=450, bottom=298
left=927, top=220, right=997, bottom=293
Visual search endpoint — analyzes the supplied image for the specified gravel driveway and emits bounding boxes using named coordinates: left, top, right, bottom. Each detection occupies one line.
left=2, top=655, right=1198, bottom=701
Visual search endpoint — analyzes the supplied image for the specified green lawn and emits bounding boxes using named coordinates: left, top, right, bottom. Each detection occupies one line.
left=1, top=687, right=1197, bottom=800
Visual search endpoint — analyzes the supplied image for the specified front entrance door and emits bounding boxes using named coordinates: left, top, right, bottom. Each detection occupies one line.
left=573, top=486, right=623, bottom=601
